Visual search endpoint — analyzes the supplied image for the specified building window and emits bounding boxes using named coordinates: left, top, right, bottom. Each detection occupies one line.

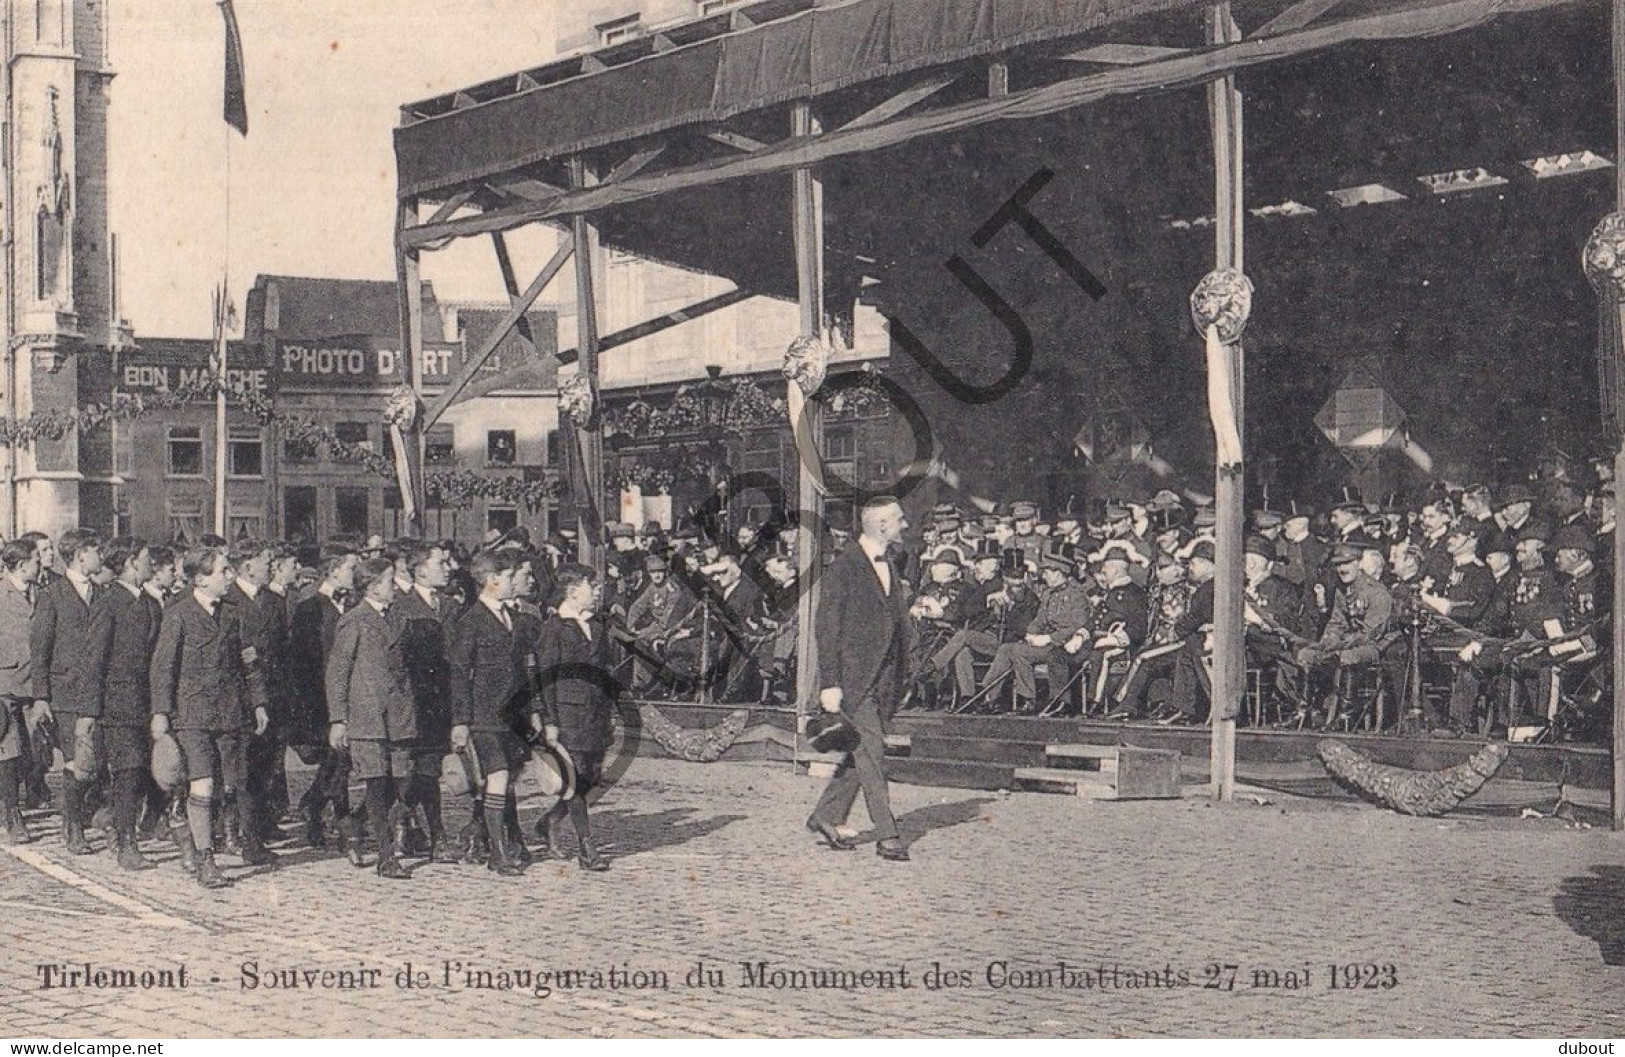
left=227, top=513, right=264, bottom=541
left=741, top=429, right=781, bottom=478
left=487, top=506, right=518, bottom=534
left=335, top=421, right=373, bottom=452
left=697, top=0, right=746, bottom=15
left=824, top=424, right=856, bottom=485
left=284, top=486, right=317, bottom=544
left=425, top=425, right=455, bottom=464
left=114, top=500, right=130, bottom=538
left=596, top=13, right=641, bottom=45
left=335, top=487, right=369, bottom=536
left=285, top=434, right=319, bottom=463
left=487, top=429, right=516, bottom=466
left=114, top=433, right=133, bottom=477
left=545, top=429, right=560, bottom=467
left=167, top=426, right=204, bottom=477
left=168, top=498, right=203, bottom=543
left=228, top=429, right=263, bottom=478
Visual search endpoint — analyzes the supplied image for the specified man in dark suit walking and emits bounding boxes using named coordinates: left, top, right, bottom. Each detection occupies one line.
left=226, top=539, right=287, bottom=847
left=32, top=528, right=103, bottom=854
left=392, top=541, right=459, bottom=863
left=448, top=549, right=536, bottom=876
left=84, top=537, right=161, bottom=871
left=807, top=496, right=914, bottom=862
left=149, top=545, right=271, bottom=889
left=288, top=547, right=357, bottom=848
left=325, top=557, right=417, bottom=880
left=534, top=563, right=620, bottom=872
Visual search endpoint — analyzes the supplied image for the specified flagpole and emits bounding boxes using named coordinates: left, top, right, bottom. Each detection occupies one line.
left=214, top=286, right=228, bottom=537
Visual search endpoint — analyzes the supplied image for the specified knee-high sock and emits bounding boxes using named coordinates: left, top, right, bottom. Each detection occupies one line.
left=112, top=768, right=143, bottom=837
left=187, top=795, right=214, bottom=853
left=60, top=773, right=82, bottom=828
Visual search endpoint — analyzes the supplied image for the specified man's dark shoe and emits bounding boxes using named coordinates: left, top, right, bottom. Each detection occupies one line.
left=426, top=831, right=459, bottom=864
left=458, top=819, right=489, bottom=865
left=64, top=820, right=93, bottom=855
left=239, top=840, right=278, bottom=868
left=172, top=824, right=199, bottom=875
left=116, top=833, right=155, bottom=871
left=876, top=838, right=910, bottom=862
left=577, top=837, right=610, bottom=872
left=375, top=855, right=411, bottom=880
left=303, top=808, right=326, bottom=848
left=5, top=808, right=32, bottom=845
left=194, top=850, right=231, bottom=890
left=806, top=818, right=855, bottom=851
left=507, top=826, right=533, bottom=867
left=338, top=816, right=366, bottom=868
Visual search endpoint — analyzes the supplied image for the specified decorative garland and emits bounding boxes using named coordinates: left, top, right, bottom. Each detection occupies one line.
left=602, top=377, right=787, bottom=442
left=0, top=372, right=395, bottom=480
left=613, top=464, right=676, bottom=494
left=425, top=469, right=561, bottom=511
left=638, top=704, right=750, bottom=762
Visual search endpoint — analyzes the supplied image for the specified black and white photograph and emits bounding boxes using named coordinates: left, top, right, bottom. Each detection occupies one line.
left=0, top=0, right=1622, bottom=1041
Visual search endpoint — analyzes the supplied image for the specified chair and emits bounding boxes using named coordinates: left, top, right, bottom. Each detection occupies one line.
left=1333, top=663, right=1387, bottom=732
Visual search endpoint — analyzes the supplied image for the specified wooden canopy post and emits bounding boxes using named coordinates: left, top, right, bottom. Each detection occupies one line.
left=1206, top=2, right=1245, bottom=803
left=569, top=156, right=606, bottom=572
left=790, top=102, right=826, bottom=720
left=394, top=197, right=427, bottom=530
left=1612, top=0, right=1625, bottom=832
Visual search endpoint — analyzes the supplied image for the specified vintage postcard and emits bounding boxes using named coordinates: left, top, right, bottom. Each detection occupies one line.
left=0, top=0, right=1620, bottom=1042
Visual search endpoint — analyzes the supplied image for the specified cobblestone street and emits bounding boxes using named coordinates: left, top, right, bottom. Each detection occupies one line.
left=0, top=757, right=1622, bottom=1038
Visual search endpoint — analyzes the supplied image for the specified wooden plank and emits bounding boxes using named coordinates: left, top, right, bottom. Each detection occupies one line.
left=422, top=188, right=475, bottom=227
left=1061, top=42, right=1189, bottom=64
left=607, top=143, right=666, bottom=184
left=839, top=74, right=956, bottom=132
left=490, top=232, right=539, bottom=356
left=707, top=129, right=770, bottom=153
left=399, top=0, right=1571, bottom=237
left=1207, top=1, right=1244, bottom=804
left=421, top=241, right=573, bottom=429
left=554, top=287, right=753, bottom=366
left=1255, top=0, right=1348, bottom=36
left=988, top=61, right=1009, bottom=97
left=790, top=102, right=825, bottom=723
left=569, top=156, right=605, bottom=570
left=1615, top=0, right=1625, bottom=831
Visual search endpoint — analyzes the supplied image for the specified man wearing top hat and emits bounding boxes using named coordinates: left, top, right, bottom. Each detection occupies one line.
left=806, top=496, right=913, bottom=862
left=980, top=542, right=1093, bottom=714
left=1074, top=547, right=1150, bottom=711
left=1242, top=534, right=1308, bottom=714
left=1494, top=483, right=1548, bottom=557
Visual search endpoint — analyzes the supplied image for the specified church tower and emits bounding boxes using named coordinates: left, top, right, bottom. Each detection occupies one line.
left=0, top=0, right=118, bottom=538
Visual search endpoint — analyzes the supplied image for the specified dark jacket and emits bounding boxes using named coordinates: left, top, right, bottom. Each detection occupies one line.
left=535, top=613, right=618, bottom=753
left=149, top=594, right=264, bottom=732
left=226, top=582, right=289, bottom=716
left=325, top=601, right=416, bottom=742
left=31, top=575, right=97, bottom=714
left=814, top=542, right=914, bottom=709
left=448, top=600, right=533, bottom=732
left=393, top=587, right=456, bottom=745
left=85, top=583, right=162, bottom=728
left=287, top=590, right=346, bottom=746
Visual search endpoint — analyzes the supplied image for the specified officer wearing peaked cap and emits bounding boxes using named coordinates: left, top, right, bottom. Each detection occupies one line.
left=979, top=542, right=1092, bottom=713
left=1008, top=502, right=1045, bottom=571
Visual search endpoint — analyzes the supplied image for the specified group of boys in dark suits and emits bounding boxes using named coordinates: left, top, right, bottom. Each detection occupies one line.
left=0, top=526, right=629, bottom=889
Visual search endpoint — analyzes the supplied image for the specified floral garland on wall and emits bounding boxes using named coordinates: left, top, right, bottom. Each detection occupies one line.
left=0, top=373, right=558, bottom=512
left=426, top=469, right=561, bottom=511
left=602, top=377, right=788, bottom=442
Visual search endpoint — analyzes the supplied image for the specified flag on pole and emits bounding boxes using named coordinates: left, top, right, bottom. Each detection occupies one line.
left=220, top=1, right=248, bottom=135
